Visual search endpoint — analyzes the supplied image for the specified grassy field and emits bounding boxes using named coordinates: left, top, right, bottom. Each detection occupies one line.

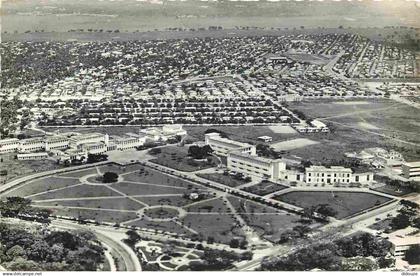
left=0, top=153, right=61, bottom=184
left=227, top=196, right=303, bottom=243
left=181, top=213, right=245, bottom=244
left=242, top=181, right=289, bottom=196
left=371, top=185, right=413, bottom=196
left=275, top=191, right=393, bottom=219
left=150, top=146, right=219, bottom=172
left=288, top=99, right=420, bottom=162
left=3, top=162, right=256, bottom=245
left=185, top=125, right=297, bottom=145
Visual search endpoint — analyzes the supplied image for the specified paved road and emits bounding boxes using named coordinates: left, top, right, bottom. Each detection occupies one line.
left=51, top=219, right=142, bottom=271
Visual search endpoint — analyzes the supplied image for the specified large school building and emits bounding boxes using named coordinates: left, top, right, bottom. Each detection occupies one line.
left=0, top=125, right=187, bottom=162
left=205, top=133, right=375, bottom=185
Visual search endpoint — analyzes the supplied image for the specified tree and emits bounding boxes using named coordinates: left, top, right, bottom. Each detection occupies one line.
left=125, top=230, right=141, bottom=246
left=188, top=145, right=213, bottom=159
left=149, top=148, right=162, bottom=155
left=102, top=172, right=118, bottom=183
left=6, top=245, right=26, bottom=261
left=315, top=204, right=337, bottom=218
left=405, top=244, right=420, bottom=264
left=5, top=257, right=40, bottom=271
left=391, top=213, right=411, bottom=230
left=401, top=200, right=419, bottom=210
left=229, top=239, right=240, bottom=248
left=292, top=225, right=311, bottom=237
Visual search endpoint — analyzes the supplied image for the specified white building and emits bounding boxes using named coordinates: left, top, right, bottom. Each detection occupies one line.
left=257, top=136, right=273, bottom=142
left=205, top=133, right=256, bottom=157
left=140, top=124, right=186, bottom=142
left=402, top=161, right=420, bottom=181
left=0, top=138, right=20, bottom=153
left=82, top=142, right=107, bottom=155
left=19, top=137, right=45, bottom=152
left=295, top=120, right=329, bottom=133
left=17, top=152, right=49, bottom=161
left=69, top=133, right=107, bottom=148
left=227, top=151, right=286, bottom=180
left=305, top=165, right=374, bottom=185
left=389, top=227, right=420, bottom=257
left=114, top=136, right=145, bottom=150
left=45, top=135, right=69, bottom=151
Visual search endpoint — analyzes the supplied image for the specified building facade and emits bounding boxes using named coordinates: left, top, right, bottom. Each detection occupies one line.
left=305, top=165, right=374, bottom=185
left=227, top=151, right=286, bottom=180
left=205, top=133, right=256, bottom=156
left=0, top=138, right=20, bottom=153
left=402, top=161, right=420, bottom=180
left=17, top=152, right=49, bottom=161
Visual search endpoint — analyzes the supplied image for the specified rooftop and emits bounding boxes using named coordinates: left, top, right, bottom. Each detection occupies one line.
left=404, top=161, right=420, bottom=168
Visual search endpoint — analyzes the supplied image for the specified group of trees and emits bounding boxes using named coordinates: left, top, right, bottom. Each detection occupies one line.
left=390, top=200, right=419, bottom=230
left=302, top=204, right=337, bottom=221
left=0, top=197, right=51, bottom=224
left=87, top=153, right=108, bottom=164
left=261, top=232, right=392, bottom=271
left=188, top=249, right=252, bottom=271
left=102, top=172, right=119, bottom=183
left=0, top=97, right=23, bottom=137
left=256, top=144, right=281, bottom=159
left=0, top=223, right=105, bottom=271
left=188, top=145, right=213, bottom=160
left=405, top=245, right=420, bottom=265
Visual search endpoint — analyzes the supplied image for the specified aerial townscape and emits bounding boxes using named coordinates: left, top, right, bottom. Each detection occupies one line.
left=0, top=0, right=419, bottom=273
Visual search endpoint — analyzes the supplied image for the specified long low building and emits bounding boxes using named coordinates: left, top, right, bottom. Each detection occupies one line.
left=205, top=133, right=256, bottom=156
left=0, top=138, right=20, bottom=153
left=17, top=152, right=49, bottom=161
left=227, top=151, right=286, bottom=180
left=0, top=125, right=187, bottom=156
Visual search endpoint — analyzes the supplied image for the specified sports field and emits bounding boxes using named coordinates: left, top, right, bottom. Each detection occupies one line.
left=275, top=191, right=393, bottom=219
left=287, top=99, right=420, bottom=162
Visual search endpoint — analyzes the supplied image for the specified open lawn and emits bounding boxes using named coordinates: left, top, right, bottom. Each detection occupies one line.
left=0, top=153, right=61, bottom=184
left=3, top=162, right=252, bottom=245
left=132, top=195, right=210, bottom=207
left=275, top=191, right=393, bottom=219
left=29, top=184, right=120, bottom=200
left=268, top=125, right=297, bottom=134
left=185, top=197, right=230, bottom=213
left=33, top=197, right=145, bottom=211
left=242, top=181, right=289, bottom=196
left=370, top=185, right=413, bottom=196
left=181, top=214, right=245, bottom=244
left=227, top=196, right=304, bottom=243
left=110, top=182, right=186, bottom=196
left=185, top=125, right=298, bottom=145
left=0, top=177, right=81, bottom=199
left=270, top=138, right=319, bottom=151
left=44, top=207, right=138, bottom=223
left=150, top=146, right=219, bottom=172
left=288, top=99, right=420, bottom=162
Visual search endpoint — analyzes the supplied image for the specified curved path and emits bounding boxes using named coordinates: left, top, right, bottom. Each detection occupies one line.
left=51, top=219, right=142, bottom=271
